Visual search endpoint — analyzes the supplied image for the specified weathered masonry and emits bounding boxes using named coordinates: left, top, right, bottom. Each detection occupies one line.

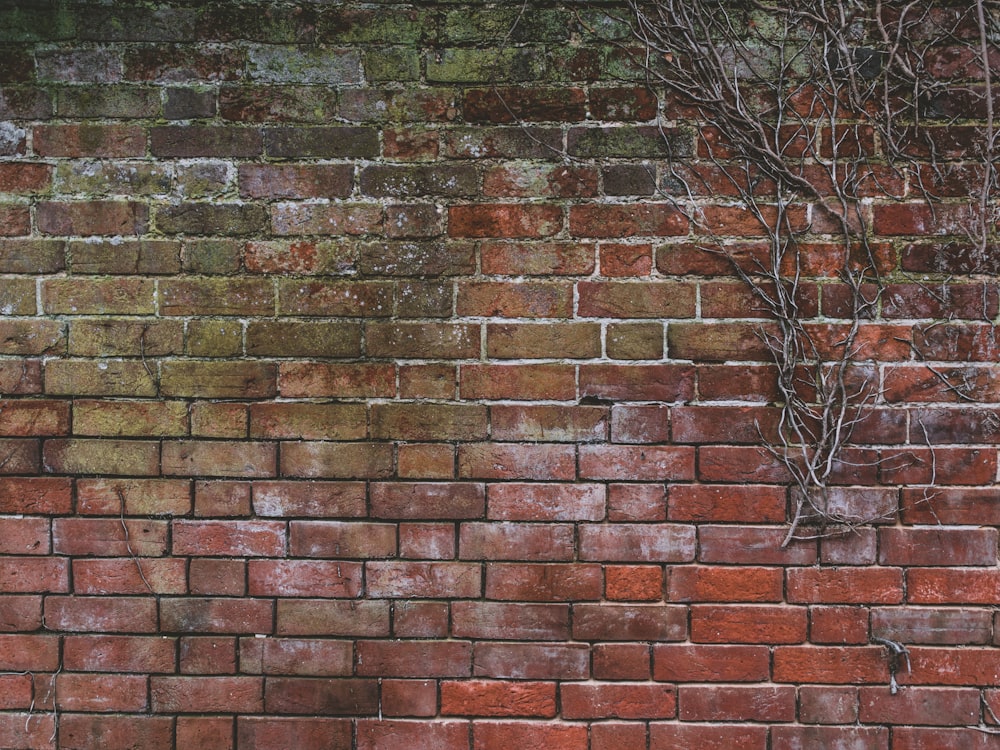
left=0, top=1, right=998, bottom=748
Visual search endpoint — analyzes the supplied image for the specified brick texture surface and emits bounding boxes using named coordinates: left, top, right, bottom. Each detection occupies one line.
left=0, top=1, right=997, bottom=747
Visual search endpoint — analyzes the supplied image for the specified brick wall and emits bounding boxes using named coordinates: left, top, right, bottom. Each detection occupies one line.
left=0, top=2, right=997, bottom=748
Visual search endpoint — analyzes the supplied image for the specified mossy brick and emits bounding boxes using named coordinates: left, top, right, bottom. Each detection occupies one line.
left=55, top=162, right=171, bottom=197
left=277, top=362, right=396, bottom=398
left=160, top=361, right=277, bottom=399
left=244, top=240, right=358, bottom=275
left=0, top=400, right=69, bottom=436
left=384, top=205, right=444, bottom=239
left=0, top=319, right=65, bottom=355
left=122, top=44, right=245, bottom=83
left=56, top=85, right=160, bottom=119
left=162, top=441, right=277, bottom=478
left=156, top=203, right=268, bottom=237
left=280, top=441, right=394, bottom=479
left=366, top=322, right=479, bottom=359
left=68, top=239, right=180, bottom=275
left=395, top=281, right=454, bottom=318
left=338, top=89, right=456, bottom=123
left=246, top=321, right=362, bottom=358
left=0, top=237, right=66, bottom=274
left=0, top=3, right=75, bottom=42
left=278, top=280, right=392, bottom=317
left=464, top=87, right=587, bottom=124
left=187, top=319, right=244, bottom=358
left=150, top=127, right=262, bottom=158
left=0, top=278, right=36, bottom=315
left=174, top=162, right=235, bottom=199
left=0, top=438, right=40, bottom=474
left=359, top=241, right=473, bottom=277
left=164, top=87, right=217, bottom=120
left=198, top=4, right=318, bottom=43
left=264, top=127, right=379, bottom=158
left=3, top=89, right=54, bottom=124
left=36, top=201, right=148, bottom=236
left=427, top=48, right=547, bottom=84
left=607, top=323, right=665, bottom=360
left=457, top=281, right=573, bottom=318
left=32, top=124, right=145, bottom=158
left=68, top=319, right=184, bottom=358
left=249, top=403, right=367, bottom=440
left=441, top=127, right=563, bottom=159
left=182, top=240, right=242, bottom=275
left=568, top=126, right=693, bottom=158
left=0, top=122, right=27, bottom=155
left=73, top=400, right=189, bottom=438
left=219, top=83, right=336, bottom=123
left=0, top=163, right=51, bottom=194
left=442, top=8, right=571, bottom=44
left=44, top=360, right=157, bottom=397
left=35, top=48, right=122, bottom=83
left=360, top=165, right=477, bottom=198
left=487, top=322, right=602, bottom=359
left=247, top=45, right=362, bottom=84
left=362, top=49, right=421, bottom=82
left=75, top=478, right=190, bottom=516
left=42, top=278, right=156, bottom=315
left=76, top=6, right=199, bottom=42
left=589, top=87, right=659, bottom=121
left=317, top=7, right=435, bottom=44
left=239, top=164, right=353, bottom=200
left=0, top=203, right=30, bottom=236
left=0, top=45, right=34, bottom=82
left=270, top=202, right=383, bottom=237
left=191, top=402, right=249, bottom=438
left=371, top=403, right=488, bottom=442
left=43, top=439, right=160, bottom=477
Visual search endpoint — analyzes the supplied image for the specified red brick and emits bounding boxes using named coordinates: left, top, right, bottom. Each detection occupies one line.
left=0, top=595, right=42, bottom=631
left=591, top=723, right=647, bottom=750
left=653, top=644, right=771, bottom=682
left=0, top=516, right=48, bottom=554
left=44, top=596, right=157, bottom=633
left=0, top=204, right=28, bottom=236
left=264, top=677, right=377, bottom=716
left=569, top=203, right=688, bottom=237
left=378, top=679, right=438, bottom=717
left=0, top=556, right=67, bottom=593
left=37, top=200, right=147, bottom=236
left=194, top=481, right=251, bottom=517
left=161, top=597, right=273, bottom=634
left=289, top=520, right=396, bottom=558
left=33, top=124, right=146, bottom=157
left=580, top=364, right=695, bottom=402
left=371, top=482, right=484, bottom=519
left=480, top=240, right=595, bottom=276
left=73, top=558, right=187, bottom=595
left=573, top=604, right=687, bottom=641
left=697, top=526, right=816, bottom=565
left=459, top=522, right=575, bottom=561
left=690, top=605, right=808, bottom=644
left=484, top=562, right=602, bottom=601
left=0, top=634, right=60, bottom=670
left=248, top=560, right=362, bottom=598
left=593, top=643, right=651, bottom=680
left=563, top=682, right=675, bottom=719
left=579, top=523, right=696, bottom=562
left=473, top=721, right=587, bottom=750
left=671, top=405, right=781, bottom=443
left=276, top=600, right=388, bottom=637
left=399, top=523, right=457, bottom=559
left=608, top=483, right=666, bottom=521
left=668, top=565, right=783, bottom=603
left=668, top=484, right=787, bottom=523
left=459, top=443, right=576, bottom=480
left=151, top=675, right=263, bottom=713
left=772, top=727, right=887, bottom=750
left=679, top=685, right=795, bottom=721
left=799, top=685, right=859, bottom=723
left=579, top=445, right=695, bottom=481
left=879, top=527, right=997, bottom=566
left=63, top=634, right=176, bottom=673
left=189, top=559, right=245, bottom=596
left=461, top=364, right=575, bottom=400
left=908, top=568, right=1000, bottom=604
left=449, top=204, right=562, bottom=238
left=177, top=718, right=234, bottom=750
left=893, top=728, right=1000, bottom=750
left=356, top=640, right=471, bottom=677
left=58, top=715, right=172, bottom=750
left=872, top=608, right=993, bottom=646
left=394, top=601, right=450, bottom=638
left=487, top=483, right=605, bottom=521
left=357, top=720, right=468, bottom=750
left=56, top=673, right=148, bottom=712
left=490, top=405, right=607, bottom=443
left=472, top=643, right=589, bottom=680
left=53, top=517, right=167, bottom=556
left=773, top=646, right=888, bottom=683
left=649, top=724, right=768, bottom=750
left=367, top=561, right=481, bottom=598
left=810, top=605, right=870, bottom=645
left=0, top=162, right=50, bottom=193
left=859, top=686, right=979, bottom=725
left=173, top=520, right=285, bottom=557
left=903, top=647, right=1000, bottom=685
left=453, top=601, right=569, bottom=641
left=441, top=680, right=555, bottom=718
left=789, top=568, right=903, bottom=604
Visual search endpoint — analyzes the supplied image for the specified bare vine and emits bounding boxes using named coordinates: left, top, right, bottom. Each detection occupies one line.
left=602, top=0, right=1000, bottom=542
